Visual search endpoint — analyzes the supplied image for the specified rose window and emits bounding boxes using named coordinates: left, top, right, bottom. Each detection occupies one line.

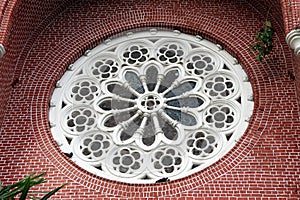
left=49, top=29, right=254, bottom=183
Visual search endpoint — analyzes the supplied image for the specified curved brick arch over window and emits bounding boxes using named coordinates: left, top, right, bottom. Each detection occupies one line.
left=26, top=12, right=270, bottom=196
left=2, top=1, right=294, bottom=199
left=49, top=30, right=254, bottom=183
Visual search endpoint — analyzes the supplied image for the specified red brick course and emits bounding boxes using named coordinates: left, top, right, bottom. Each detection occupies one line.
left=0, top=0, right=69, bottom=127
left=281, top=0, right=300, bottom=31
left=281, top=0, right=300, bottom=105
left=0, top=0, right=299, bottom=199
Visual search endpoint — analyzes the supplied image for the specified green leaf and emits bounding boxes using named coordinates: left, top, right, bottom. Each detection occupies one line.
left=40, top=184, right=67, bottom=200
left=19, top=176, right=32, bottom=200
left=32, top=173, right=46, bottom=180
left=0, top=187, right=23, bottom=199
left=0, top=173, right=66, bottom=200
left=250, top=20, right=275, bottom=61
left=265, top=20, right=272, bottom=27
left=0, top=180, right=23, bottom=195
left=257, top=54, right=262, bottom=62
left=0, top=177, right=28, bottom=198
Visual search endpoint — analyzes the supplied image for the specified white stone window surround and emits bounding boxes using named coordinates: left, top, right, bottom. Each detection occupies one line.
left=0, top=44, right=5, bottom=58
left=49, top=28, right=254, bottom=184
left=286, top=29, right=300, bottom=56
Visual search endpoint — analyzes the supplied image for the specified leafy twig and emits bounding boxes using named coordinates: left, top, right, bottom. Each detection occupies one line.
left=0, top=173, right=66, bottom=200
left=251, top=20, right=275, bottom=62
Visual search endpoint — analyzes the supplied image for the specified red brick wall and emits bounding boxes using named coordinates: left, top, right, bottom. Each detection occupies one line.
left=0, top=0, right=67, bottom=127
left=295, top=55, right=300, bottom=107
left=280, top=0, right=300, bottom=108
left=0, top=0, right=18, bottom=127
left=0, top=0, right=299, bottom=199
left=252, top=0, right=284, bottom=28
left=281, top=0, right=300, bottom=32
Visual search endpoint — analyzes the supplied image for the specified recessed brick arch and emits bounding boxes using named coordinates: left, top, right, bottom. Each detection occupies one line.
left=26, top=8, right=280, bottom=197
left=1, top=0, right=299, bottom=199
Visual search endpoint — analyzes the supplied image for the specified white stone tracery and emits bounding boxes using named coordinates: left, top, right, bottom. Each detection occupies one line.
left=49, top=29, right=254, bottom=183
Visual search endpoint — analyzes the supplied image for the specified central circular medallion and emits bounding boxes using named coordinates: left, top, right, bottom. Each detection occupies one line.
left=138, top=93, right=163, bottom=112
left=49, top=28, right=254, bottom=183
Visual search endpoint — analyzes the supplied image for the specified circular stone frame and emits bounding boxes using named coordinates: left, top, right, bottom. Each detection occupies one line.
left=24, top=8, right=272, bottom=195
left=49, top=29, right=254, bottom=184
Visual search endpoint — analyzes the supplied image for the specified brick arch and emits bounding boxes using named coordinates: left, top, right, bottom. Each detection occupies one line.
left=0, top=0, right=72, bottom=127
left=1, top=0, right=296, bottom=129
left=0, top=0, right=299, bottom=199
left=26, top=10, right=274, bottom=197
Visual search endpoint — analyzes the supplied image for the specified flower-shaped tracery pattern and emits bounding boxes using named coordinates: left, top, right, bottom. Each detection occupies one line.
left=72, top=131, right=113, bottom=163
left=121, top=43, right=151, bottom=66
left=202, top=72, right=238, bottom=99
left=67, top=77, right=101, bottom=104
left=185, top=51, right=219, bottom=78
left=50, top=29, right=254, bottom=183
left=203, top=101, right=239, bottom=133
left=106, top=146, right=146, bottom=178
left=156, top=42, right=185, bottom=64
left=149, top=146, right=187, bottom=177
left=94, top=61, right=209, bottom=150
left=87, top=54, right=120, bottom=80
left=186, top=129, right=224, bottom=160
left=62, top=106, right=97, bottom=137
